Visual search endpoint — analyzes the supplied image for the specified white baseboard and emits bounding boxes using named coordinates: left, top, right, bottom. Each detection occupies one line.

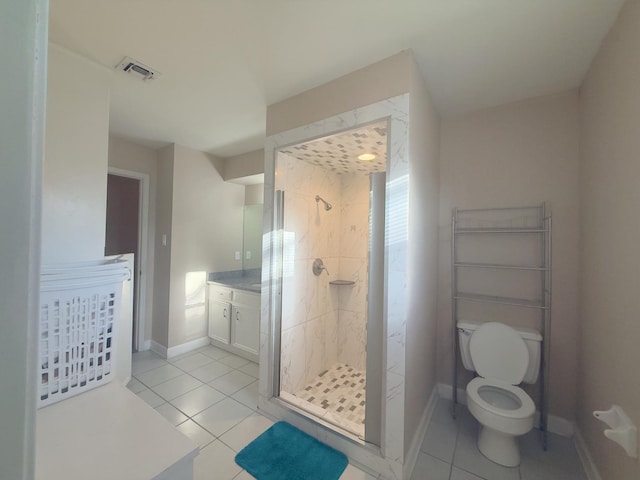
left=541, top=412, right=574, bottom=437
left=574, top=427, right=602, bottom=480
left=166, top=337, right=210, bottom=359
left=142, top=340, right=151, bottom=351
left=150, top=340, right=168, bottom=358
left=404, top=387, right=439, bottom=479
left=438, top=382, right=467, bottom=404
left=437, top=383, right=574, bottom=437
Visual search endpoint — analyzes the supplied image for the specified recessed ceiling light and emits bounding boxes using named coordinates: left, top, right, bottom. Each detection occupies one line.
left=358, top=153, right=376, bottom=161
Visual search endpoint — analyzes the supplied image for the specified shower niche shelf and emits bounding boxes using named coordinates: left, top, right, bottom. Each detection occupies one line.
left=329, top=280, right=355, bottom=286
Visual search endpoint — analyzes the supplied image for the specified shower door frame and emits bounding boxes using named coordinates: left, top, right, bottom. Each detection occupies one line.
left=259, top=95, right=411, bottom=478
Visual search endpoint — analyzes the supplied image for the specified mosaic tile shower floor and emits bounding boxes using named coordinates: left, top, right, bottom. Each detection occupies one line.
left=293, top=363, right=366, bottom=427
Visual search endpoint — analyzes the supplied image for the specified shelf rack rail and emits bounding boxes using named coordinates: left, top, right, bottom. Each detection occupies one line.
left=451, top=203, right=552, bottom=450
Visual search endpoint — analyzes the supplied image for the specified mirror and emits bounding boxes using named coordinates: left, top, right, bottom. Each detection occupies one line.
left=242, top=204, right=263, bottom=270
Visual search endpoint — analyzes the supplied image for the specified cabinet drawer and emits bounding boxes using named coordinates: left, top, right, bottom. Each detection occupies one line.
left=208, top=284, right=233, bottom=302
left=233, top=290, right=260, bottom=308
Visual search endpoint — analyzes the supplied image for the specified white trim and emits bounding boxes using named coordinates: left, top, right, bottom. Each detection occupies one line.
left=438, top=382, right=467, bottom=404
left=107, top=167, right=150, bottom=352
left=166, top=337, right=211, bottom=359
left=543, top=413, right=574, bottom=437
left=142, top=340, right=151, bottom=351
left=575, top=427, right=603, bottom=480
left=437, top=383, right=574, bottom=437
left=150, top=340, right=168, bottom=359
left=404, top=387, right=439, bottom=480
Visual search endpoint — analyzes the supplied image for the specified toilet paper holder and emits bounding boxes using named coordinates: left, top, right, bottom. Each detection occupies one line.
left=593, top=405, right=637, bottom=458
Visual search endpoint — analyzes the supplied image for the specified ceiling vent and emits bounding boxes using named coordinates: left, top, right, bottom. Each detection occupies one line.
left=115, top=56, right=160, bottom=81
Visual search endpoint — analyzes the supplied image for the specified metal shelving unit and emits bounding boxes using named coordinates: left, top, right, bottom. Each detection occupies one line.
left=451, top=203, right=552, bottom=450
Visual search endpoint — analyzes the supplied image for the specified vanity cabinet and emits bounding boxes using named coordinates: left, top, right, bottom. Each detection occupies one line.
left=208, top=285, right=233, bottom=344
left=231, top=290, right=260, bottom=355
left=207, top=284, right=259, bottom=360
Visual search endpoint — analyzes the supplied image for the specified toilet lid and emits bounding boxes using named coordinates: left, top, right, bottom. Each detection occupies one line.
left=469, top=322, right=528, bottom=385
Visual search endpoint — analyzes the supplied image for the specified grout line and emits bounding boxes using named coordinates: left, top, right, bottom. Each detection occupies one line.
left=132, top=350, right=261, bottom=449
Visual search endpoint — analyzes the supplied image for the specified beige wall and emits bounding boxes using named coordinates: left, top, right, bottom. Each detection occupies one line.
left=42, top=45, right=110, bottom=263
left=152, top=145, right=175, bottom=348
left=266, top=51, right=413, bottom=136
left=578, top=0, right=640, bottom=477
left=404, top=57, right=441, bottom=452
left=165, top=144, right=245, bottom=349
left=108, top=136, right=159, bottom=345
left=437, top=91, right=581, bottom=421
left=0, top=0, right=46, bottom=476
left=244, top=183, right=264, bottom=205
left=224, top=149, right=264, bottom=181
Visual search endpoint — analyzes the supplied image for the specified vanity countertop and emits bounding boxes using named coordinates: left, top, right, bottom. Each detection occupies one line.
left=207, top=269, right=261, bottom=294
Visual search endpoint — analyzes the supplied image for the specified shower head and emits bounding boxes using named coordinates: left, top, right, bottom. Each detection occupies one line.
left=315, top=195, right=332, bottom=211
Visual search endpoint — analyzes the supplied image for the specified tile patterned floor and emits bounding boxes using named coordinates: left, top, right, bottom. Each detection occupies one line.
left=129, top=348, right=373, bottom=480
left=130, top=349, right=588, bottom=480
left=413, top=399, right=589, bottom=480
left=293, top=363, right=366, bottom=426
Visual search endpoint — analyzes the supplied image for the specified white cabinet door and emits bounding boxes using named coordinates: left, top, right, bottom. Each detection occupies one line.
left=231, top=299, right=259, bottom=355
left=208, top=299, right=231, bottom=344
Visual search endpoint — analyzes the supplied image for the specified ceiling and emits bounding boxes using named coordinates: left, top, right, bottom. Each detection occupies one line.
left=280, top=122, right=387, bottom=175
left=48, top=0, right=625, bottom=158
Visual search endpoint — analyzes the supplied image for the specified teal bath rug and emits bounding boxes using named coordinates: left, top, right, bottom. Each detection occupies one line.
left=235, top=421, right=349, bottom=480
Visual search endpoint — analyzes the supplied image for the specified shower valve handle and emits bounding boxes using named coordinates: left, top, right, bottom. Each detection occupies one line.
left=312, top=258, right=329, bottom=276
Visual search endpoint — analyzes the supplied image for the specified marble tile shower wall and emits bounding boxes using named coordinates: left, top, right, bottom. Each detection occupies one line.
left=337, top=174, right=369, bottom=371
left=277, top=153, right=371, bottom=394
left=278, top=153, right=341, bottom=394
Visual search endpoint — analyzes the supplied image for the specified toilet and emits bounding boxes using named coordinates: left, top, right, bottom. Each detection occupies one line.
left=457, top=320, right=542, bottom=467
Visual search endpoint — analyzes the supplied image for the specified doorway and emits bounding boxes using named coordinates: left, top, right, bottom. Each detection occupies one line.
left=105, top=169, right=149, bottom=352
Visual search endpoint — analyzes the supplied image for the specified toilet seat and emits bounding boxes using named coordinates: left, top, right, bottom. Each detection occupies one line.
left=467, top=377, right=535, bottom=419
left=469, top=322, right=528, bottom=385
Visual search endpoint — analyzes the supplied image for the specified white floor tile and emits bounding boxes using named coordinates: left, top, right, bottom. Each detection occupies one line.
left=199, top=345, right=232, bottom=360
left=233, top=471, right=255, bottom=479
left=420, top=412, right=458, bottom=463
left=432, top=398, right=460, bottom=428
left=411, top=452, right=451, bottom=480
left=218, top=354, right=251, bottom=369
left=171, top=353, right=214, bottom=373
left=519, top=430, right=587, bottom=480
left=340, top=464, right=377, bottom=480
left=136, top=363, right=183, bottom=387
left=230, top=381, right=259, bottom=410
left=126, top=377, right=146, bottom=394
left=218, top=413, right=274, bottom=452
left=450, top=467, right=484, bottom=480
left=453, top=417, right=519, bottom=480
left=155, top=402, right=189, bottom=426
left=193, top=397, right=254, bottom=437
left=131, top=351, right=167, bottom=375
left=176, top=419, right=216, bottom=448
left=237, top=362, right=259, bottom=378
left=152, top=374, right=203, bottom=400
left=167, top=349, right=199, bottom=363
left=171, top=384, right=226, bottom=417
left=194, top=440, right=243, bottom=480
left=209, top=370, right=256, bottom=396
left=136, top=388, right=165, bottom=408
left=189, top=360, right=234, bottom=383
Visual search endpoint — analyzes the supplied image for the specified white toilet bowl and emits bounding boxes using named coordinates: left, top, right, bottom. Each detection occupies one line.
left=458, top=321, right=541, bottom=467
left=466, top=377, right=535, bottom=466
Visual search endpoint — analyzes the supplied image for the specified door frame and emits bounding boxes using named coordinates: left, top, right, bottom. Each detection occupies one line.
left=107, top=167, right=150, bottom=352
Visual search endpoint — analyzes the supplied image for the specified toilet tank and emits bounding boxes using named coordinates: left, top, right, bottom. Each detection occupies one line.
left=457, top=320, right=542, bottom=384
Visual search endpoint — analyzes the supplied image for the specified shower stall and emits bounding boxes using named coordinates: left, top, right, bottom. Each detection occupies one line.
left=260, top=93, right=413, bottom=476
left=273, top=122, right=387, bottom=440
